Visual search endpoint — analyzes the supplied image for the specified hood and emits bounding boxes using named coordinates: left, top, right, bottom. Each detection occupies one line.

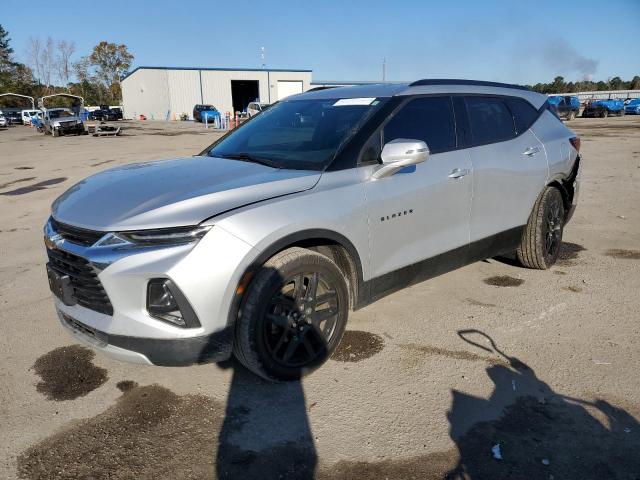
left=52, top=156, right=321, bottom=231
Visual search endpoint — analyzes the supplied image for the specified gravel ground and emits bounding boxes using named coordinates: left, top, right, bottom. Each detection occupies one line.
left=0, top=117, right=639, bottom=479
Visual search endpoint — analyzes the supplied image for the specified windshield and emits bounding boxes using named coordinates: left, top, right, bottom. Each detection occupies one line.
left=206, top=98, right=384, bottom=170
left=49, top=110, right=73, bottom=119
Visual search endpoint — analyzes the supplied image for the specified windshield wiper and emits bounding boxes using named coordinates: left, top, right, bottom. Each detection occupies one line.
left=216, top=152, right=281, bottom=169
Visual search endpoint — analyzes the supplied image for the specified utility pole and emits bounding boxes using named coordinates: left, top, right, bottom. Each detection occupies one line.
left=382, top=58, right=386, bottom=82
left=260, top=47, right=266, bottom=69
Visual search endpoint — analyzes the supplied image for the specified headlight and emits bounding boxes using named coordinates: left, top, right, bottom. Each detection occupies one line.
left=118, top=225, right=211, bottom=245
left=96, top=225, right=211, bottom=247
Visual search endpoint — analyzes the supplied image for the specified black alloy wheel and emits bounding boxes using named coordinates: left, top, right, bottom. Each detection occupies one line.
left=263, top=271, right=340, bottom=368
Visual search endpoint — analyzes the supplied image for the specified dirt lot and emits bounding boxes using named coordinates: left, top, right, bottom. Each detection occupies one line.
left=1, top=117, right=639, bottom=479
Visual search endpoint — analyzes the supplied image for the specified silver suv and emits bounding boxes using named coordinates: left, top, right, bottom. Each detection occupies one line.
left=44, top=80, right=581, bottom=381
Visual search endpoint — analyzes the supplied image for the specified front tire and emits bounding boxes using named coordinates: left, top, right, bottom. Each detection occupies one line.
left=234, top=247, right=349, bottom=381
left=516, top=187, right=565, bottom=269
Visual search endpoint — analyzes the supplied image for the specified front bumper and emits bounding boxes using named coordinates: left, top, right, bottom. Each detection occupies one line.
left=57, top=309, right=233, bottom=365
left=56, top=123, right=85, bottom=134
left=46, top=220, right=257, bottom=366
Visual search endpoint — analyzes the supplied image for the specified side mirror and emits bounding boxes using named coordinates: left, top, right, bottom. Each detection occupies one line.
left=372, top=138, right=430, bottom=179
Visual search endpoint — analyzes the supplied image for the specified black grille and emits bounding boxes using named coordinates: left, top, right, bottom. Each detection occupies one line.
left=47, top=247, right=113, bottom=315
left=51, top=218, right=105, bottom=246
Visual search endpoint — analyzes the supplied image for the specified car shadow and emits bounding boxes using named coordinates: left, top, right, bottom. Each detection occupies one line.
left=215, top=358, right=316, bottom=480
left=445, top=330, right=640, bottom=479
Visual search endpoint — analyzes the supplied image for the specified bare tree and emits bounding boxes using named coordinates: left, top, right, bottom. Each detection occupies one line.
left=26, top=36, right=43, bottom=83
left=56, top=40, right=75, bottom=88
left=41, top=37, right=55, bottom=90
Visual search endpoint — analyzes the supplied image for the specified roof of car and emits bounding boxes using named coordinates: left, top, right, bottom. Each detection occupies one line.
left=293, top=79, right=547, bottom=109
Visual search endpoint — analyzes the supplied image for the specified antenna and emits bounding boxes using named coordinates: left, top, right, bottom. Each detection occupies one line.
left=260, top=47, right=266, bottom=69
left=382, top=58, right=386, bottom=82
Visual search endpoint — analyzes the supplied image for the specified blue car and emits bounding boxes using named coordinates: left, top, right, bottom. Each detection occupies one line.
left=582, top=99, right=625, bottom=118
left=548, top=95, right=581, bottom=120
left=624, top=99, right=640, bottom=115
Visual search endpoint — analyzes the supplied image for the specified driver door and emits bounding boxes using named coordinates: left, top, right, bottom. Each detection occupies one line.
left=363, top=96, right=472, bottom=286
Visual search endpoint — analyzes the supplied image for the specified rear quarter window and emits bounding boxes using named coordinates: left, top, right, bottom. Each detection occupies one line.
left=465, top=96, right=515, bottom=145
left=504, top=97, right=539, bottom=135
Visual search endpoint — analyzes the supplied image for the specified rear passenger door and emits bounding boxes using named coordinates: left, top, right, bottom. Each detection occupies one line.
left=364, top=96, right=473, bottom=279
left=463, top=96, right=547, bottom=253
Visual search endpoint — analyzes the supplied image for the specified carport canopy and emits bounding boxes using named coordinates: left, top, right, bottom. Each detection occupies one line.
left=39, top=93, right=84, bottom=110
left=0, top=93, right=35, bottom=109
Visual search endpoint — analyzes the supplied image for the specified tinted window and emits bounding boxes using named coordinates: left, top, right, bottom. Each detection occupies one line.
left=465, top=96, right=515, bottom=144
left=383, top=96, right=456, bottom=153
left=505, top=97, right=539, bottom=134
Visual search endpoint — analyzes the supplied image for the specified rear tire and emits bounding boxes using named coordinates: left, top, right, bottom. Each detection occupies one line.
left=234, top=247, right=349, bottom=381
left=601, top=110, right=608, bottom=118
left=516, top=187, right=565, bottom=269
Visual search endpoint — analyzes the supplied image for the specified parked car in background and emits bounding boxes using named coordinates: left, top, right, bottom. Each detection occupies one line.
left=21, top=109, right=42, bottom=125
left=3, top=110, right=22, bottom=125
left=89, top=109, right=120, bottom=121
left=548, top=95, right=580, bottom=120
left=43, top=108, right=86, bottom=136
left=624, top=98, right=640, bottom=115
left=247, top=102, right=270, bottom=117
left=582, top=99, right=625, bottom=118
left=0, top=113, right=7, bottom=128
left=44, top=79, right=580, bottom=381
left=193, top=104, right=219, bottom=122
left=109, top=107, right=123, bottom=120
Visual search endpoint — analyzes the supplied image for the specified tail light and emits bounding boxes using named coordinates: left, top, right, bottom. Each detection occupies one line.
left=569, top=137, right=581, bottom=152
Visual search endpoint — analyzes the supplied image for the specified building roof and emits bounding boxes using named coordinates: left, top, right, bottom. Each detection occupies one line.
left=121, top=66, right=313, bottom=82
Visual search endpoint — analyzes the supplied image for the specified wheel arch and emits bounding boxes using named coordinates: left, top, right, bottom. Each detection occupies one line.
left=226, top=229, right=365, bottom=329
left=546, top=155, right=580, bottom=213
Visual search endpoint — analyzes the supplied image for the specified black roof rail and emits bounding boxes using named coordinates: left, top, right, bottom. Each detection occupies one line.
left=409, top=79, right=530, bottom=91
left=306, top=86, right=340, bottom=92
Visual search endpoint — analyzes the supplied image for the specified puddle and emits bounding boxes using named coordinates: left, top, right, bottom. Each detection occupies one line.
left=14, top=166, right=34, bottom=170
left=32, top=345, right=108, bottom=401
left=18, top=384, right=225, bottom=479
left=116, top=380, right=138, bottom=392
left=483, top=275, right=524, bottom=287
left=332, top=330, right=384, bottom=362
left=557, top=242, right=587, bottom=267
left=0, top=177, right=36, bottom=189
left=399, top=343, right=508, bottom=366
left=0, top=177, right=67, bottom=196
left=605, top=249, right=640, bottom=260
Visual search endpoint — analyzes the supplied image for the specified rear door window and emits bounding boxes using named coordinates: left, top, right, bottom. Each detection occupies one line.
left=383, top=96, right=456, bottom=153
left=504, top=97, right=539, bottom=135
left=465, top=96, right=515, bottom=145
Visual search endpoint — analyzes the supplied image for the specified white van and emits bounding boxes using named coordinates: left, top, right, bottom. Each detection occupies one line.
left=21, top=109, right=42, bottom=125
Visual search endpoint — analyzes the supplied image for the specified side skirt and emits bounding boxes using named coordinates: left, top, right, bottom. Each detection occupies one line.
left=355, top=226, right=524, bottom=309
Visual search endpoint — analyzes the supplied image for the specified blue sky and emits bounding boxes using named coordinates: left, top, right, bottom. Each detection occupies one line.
left=2, top=0, right=638, bottom=84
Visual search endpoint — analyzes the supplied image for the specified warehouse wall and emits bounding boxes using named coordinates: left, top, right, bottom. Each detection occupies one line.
left=122, top=68, right=313, bottom=121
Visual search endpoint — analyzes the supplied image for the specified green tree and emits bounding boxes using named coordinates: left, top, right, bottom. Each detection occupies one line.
left=0, top=24, right=38, bottom=97
left=88, top=42, right=133, bottom=103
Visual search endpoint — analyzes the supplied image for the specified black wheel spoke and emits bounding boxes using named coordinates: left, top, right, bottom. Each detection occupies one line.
left=314, top=290, right=337, bottom=307
left=282, top=337, right=300, bottom=363
left=306, top=273, right=319, bottom=302
left=272, top=328, right=289, bottom=354
left=312, top=307, right=338, bottom=326
left=292, top=274, right=304, bottom=302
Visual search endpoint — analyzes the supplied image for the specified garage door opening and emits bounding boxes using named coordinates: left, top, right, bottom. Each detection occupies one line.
left=277, top=80, right=303, bottom=100
left=231, top=80, right=259, bottom=113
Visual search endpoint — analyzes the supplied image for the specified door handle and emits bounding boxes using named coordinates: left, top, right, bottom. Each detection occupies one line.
left=449, top=168, right=470, bottom=179
left=523, top=146, right=541, bottom=157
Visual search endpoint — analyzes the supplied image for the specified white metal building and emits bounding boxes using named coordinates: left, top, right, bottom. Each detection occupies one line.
left=121, top=66, right=313, bottom=120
